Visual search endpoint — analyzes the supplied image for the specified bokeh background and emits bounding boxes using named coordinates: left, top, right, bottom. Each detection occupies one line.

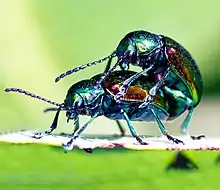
left=1, top=0, right=220, bottom=137
left=1, top=1, right=220, bottom=189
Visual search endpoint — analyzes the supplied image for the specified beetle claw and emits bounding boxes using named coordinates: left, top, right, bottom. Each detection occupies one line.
left=191, top=135, right=206, bottom=140
left=62, top=141, right=73, bottom=152
left=83, top=148, right=93, bottom=153
left=167, top=134, right=184, bottom=144
left=31, top=132, right=45, bottom=139
left=114, top=93, right=123, bottom=103
left=135, top=136, right=148, bottom=145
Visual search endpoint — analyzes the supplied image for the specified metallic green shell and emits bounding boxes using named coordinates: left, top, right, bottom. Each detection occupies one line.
left=116, top=30, right=161, bottom=59
left=65, top=79, right=105, bottom=106
left=129, top=31, right=161, bottom=56
left=163, top=36, right=203, bottom=107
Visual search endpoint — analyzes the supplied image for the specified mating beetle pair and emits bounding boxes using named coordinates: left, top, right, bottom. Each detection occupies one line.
left=5, top=70, right=202, bottom=152
left=55, top=30, right=203, bottom=137
left=5, top=30, right=204, bottom=152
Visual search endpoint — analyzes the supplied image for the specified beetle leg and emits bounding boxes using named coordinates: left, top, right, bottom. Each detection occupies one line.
left=121, top=109, right=148, bottom=145
left=102, top=56, right=126, bottom=136
left=180, top=107, right=205, bottom=140
left=96, top=59, right=121, bottom=87
left=150, top=108, right=184, bottom=144
left=115, top=120, right=126, bottom=136
left=163, top=86, right=205, bottom=140
left=32, top=108, right=61, bottom=139
left=138, top=68, right=171, bottom=109
left=104, top=54, right=114, bottom=73
left=72, top=115, right=80, bottom=135
left=63, top=113, right=99, bottom=152
left=181, top=108, right=205, bottom=140
left=114, top=65, right=154, bottom=103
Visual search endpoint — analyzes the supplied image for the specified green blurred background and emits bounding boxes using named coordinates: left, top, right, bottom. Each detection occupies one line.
left=1, top=0, right=220, bottom=189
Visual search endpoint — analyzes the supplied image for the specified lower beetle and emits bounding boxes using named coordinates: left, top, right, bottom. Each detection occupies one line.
left=5, top=70, right=202, bottom=152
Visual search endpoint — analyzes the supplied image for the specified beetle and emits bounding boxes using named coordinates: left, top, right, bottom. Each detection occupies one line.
left=54, top=30, right=203, bottom=136
left=5, top=70, right=203, bottom=152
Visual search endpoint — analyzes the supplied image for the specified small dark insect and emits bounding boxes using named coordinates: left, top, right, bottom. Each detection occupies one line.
left=55, top=30, right=203, bottom=129
left=5, top=70, right=203, bottom=152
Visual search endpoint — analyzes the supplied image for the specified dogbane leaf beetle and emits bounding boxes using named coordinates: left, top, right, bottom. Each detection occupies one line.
left=54, top=30, right=203, bottom=121
left=5, top=70, right=203, bottom=152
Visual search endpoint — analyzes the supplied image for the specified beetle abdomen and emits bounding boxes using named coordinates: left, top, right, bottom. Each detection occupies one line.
left=128, top=103, right=169, bottom=121
left=163, top=36, right=203, bottom=107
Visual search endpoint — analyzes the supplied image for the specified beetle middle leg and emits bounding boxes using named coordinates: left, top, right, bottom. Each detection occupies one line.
left=164, top=86, right=205, bottom=140
left=150, top=108, right=184, bottom=144
left=114, top=65, right=154, bottom=103
left=121, top=109, right=148, bottom=145
left=138, top=68, right=171, bottom=109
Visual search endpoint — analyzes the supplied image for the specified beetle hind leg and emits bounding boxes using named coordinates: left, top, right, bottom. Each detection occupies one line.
left=150, top=108, right=184, bottom=144
left=115, top=120, right=126, bottom=136
left=181, top=107, right=206, bottom=140
left=164, top=86, right=206, bottom=140
left=121, top=109, right=148, bottom=145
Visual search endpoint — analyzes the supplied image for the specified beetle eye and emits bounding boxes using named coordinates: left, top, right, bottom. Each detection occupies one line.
left=126, top=51, right=136, bottom=62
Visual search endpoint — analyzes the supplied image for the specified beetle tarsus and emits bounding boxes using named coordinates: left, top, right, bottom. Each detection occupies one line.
left=191, top=135, right=206, bottom=140
left=166, top=134, right=184, bottom=144
left=83, top=148, right=93, bottom=153
left=32, top=132, right=45, bottom=139
left=62, top=141, right=73, bottom=152
left=114, top=93, right=123, bottom=103
left=135, top=136, right=148, bottom=145
left=138, top=96, right=152, bottom=109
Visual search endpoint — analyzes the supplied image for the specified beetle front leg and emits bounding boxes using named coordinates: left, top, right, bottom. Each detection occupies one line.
left=104, top=53, right=114, bottom=73
left=63, top=113, right=98, bottom=153
left=150, top=108, right=184, bottom=144
left=164, top=86, right=205, bottom=140
left=138, top=68, right=171, bottom=109
left=96, top=59, right=121, bottom=87
left=121, top=109, right=148, bottom=145
left=32, top=108, right=61, bottom=139
left=114, top=65, right=154, bottom=103
left=102, top=57, right=126, bottom=136
left=71, top=115, right=80, bottom=136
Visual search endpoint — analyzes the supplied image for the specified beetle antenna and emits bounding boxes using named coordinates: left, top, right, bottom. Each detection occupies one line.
left=5, top=88, right=62, bottom=107
left=44, top=107, right=60, bottom=112
left=96, top=55, right=125, bottom=85
left=55, top=52, right=117, bottom=83
left=44, top=107, right=70, bottom=112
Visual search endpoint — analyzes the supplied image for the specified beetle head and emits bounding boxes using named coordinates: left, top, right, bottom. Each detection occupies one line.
left=117, top=31, right=165, bottom=68
left=116, top=36, right=137, bottom=69
left=64, top=93, right=84, bottom=122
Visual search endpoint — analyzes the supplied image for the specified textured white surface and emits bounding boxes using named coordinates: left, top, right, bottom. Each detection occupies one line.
left=0, top=130, right=220, bottom=151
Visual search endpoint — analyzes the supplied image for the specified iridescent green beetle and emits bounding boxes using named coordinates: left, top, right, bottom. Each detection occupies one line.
left=54, top=30, right=203, bottom=138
